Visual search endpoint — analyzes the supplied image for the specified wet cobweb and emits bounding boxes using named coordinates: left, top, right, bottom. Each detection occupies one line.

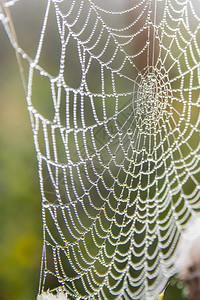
left=1, top=0, right=200, bottom=299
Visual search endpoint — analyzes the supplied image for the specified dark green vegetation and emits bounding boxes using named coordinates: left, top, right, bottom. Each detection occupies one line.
left=0, top=28, right=41, bottom=299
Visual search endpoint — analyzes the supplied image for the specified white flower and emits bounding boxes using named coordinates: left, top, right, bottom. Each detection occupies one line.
left=37, top=290, right=68, bottom=300
left=175, top=216, right=200, bottom=299
left=175, top=217, right=200, bottom=279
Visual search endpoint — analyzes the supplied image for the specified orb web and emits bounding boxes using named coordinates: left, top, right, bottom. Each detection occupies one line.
left=0, top=0, right=200, bottom=299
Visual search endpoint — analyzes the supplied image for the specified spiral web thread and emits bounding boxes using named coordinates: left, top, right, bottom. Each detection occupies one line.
left=1, top=0, right=200, bottom=299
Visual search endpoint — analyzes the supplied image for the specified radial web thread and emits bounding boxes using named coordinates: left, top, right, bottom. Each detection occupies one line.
left=0, top=0, right=200, bottom=299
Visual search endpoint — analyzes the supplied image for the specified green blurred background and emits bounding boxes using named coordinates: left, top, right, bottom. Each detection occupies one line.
left=0, top=16, right=41, bottom=300
left=0, top=1, right=191, bottom=299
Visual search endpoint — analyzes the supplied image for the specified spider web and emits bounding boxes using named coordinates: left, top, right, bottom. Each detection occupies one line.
left=1, top=0, right=200, bottom=299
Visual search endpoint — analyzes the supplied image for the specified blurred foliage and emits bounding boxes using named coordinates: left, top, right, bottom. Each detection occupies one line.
left=0, top=30, right=41, bottom=299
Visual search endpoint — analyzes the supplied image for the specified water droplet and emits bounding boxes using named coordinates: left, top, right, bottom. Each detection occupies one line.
left=146, top=40, right=150, bottom=45
left=43, top=200, right=50, bottom=208
left=30, top=61, right=35, bottom=68
left=148, top=154, right=153, bottom=161
left=151, top=75, right=157, bottom=82
left=147, top=73, right=157, bottom=82
left=132, top=146, right=136, bottom=152
left=127, top=129, right=132, bottom=135
left=185, top=120, right=190, bottom=126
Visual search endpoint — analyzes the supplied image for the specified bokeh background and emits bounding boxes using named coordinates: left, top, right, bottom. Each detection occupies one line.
left=0, top=0, right=193, bottom=299
left=0, top=17, right=41, bottom=300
